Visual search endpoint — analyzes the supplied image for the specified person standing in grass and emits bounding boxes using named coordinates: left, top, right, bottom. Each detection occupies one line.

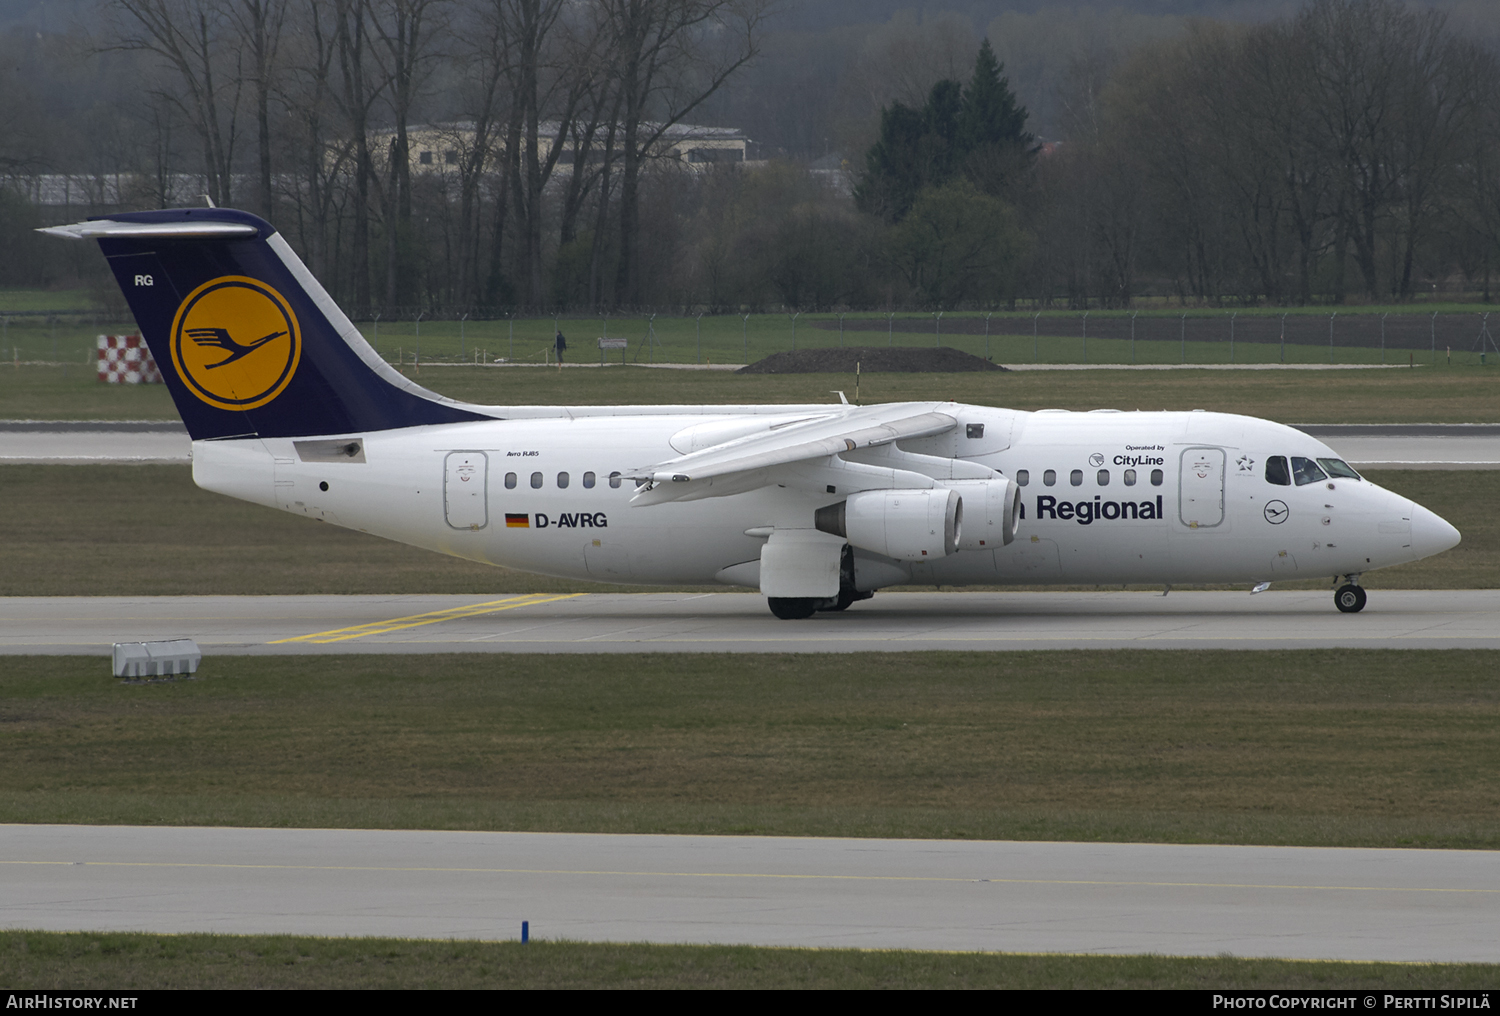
left=555, top=330, right=567, bottom=364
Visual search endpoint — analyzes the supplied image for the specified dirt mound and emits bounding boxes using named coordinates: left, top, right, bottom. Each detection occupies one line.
left=737, top=346, right=1007, bottom=374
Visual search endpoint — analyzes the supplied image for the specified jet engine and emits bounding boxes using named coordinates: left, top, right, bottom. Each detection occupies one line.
left=815, top=488, right=961, bottom=560
left=947, top=477, right=1021, bottom=550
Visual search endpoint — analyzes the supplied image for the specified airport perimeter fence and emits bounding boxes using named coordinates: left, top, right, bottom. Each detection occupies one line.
left=5, top=306, right=1500, bottom=369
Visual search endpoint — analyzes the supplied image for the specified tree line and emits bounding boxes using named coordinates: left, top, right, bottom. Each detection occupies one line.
left=3, top=0, right=1500, bottom=313
left=2, top=0, right=772, bottom=313
left=1036, top=0, right=1500, bottom=307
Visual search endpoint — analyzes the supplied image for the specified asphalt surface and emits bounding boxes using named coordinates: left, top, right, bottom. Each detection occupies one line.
left=4, top=420, right=1498, bottom=466
left=2, top=825, right=1494, bottom=960
left=5, top=590, right=1499, bottom=655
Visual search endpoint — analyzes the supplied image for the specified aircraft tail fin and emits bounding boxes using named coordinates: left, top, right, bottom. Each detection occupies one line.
left=41, top=208, right=490, bottom=441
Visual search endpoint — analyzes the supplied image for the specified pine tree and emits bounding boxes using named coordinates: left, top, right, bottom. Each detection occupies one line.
left=959, top=39, right=1032, bottom=154
left=855, top=40, right=1036, bottom=222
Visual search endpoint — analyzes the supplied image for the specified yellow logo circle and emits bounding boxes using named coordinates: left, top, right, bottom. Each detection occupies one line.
left=170, top=276, right=301, bottom=411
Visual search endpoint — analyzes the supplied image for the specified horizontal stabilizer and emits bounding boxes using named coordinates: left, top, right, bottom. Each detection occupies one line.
left=39, top=220, right=260, bottom=240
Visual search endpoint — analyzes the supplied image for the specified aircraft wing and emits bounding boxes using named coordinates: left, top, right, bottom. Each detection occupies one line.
left=626, top=404, right=956, bottom=504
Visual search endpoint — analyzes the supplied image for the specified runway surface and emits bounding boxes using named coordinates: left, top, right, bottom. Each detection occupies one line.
left=1299, top=424, right=1500, bottom=469
left=4, top=420, right=1500, bottom=467
left=0, top=421, right=189, bottom=463
left=3, top=825, right=1494, bottom=960
left=4, top=590, right=1498, bottom=654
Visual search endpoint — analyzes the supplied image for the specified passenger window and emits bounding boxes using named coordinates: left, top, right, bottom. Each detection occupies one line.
left=1291, top=456, right=1327, bottom=486
left=1016, top=469, right=1029, bottom=486
left=1097, top=469, right=1109, bottom=486
left=1123, top=469, right=1137, bottom=486
left=1318, top=458, right=1361, bottom=480
left=504, top=472, right=517, bottom=489
left=583, top=471, right=596, bottom=489
left=1043, top=469, right=1056, bottom=487
left=1070, top=469, right=1083, bottom=486
left=530, top=471, right=543, bottom=489
left=1150, top=469, right=1164, bottom=486
left=1265, top=456, right=1291, bottom=486
left=608, top=471, right=622, bottom=489
left=557, top=471, right=569, bottom=489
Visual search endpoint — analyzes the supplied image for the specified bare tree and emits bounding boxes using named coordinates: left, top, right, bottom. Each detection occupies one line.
left=107, top=0, right=244, bottom=205
left=225, top=0, right=290, bottom=216
left=334, top=0, right=387, bottom=310
left=600, top=0, right=769, bottom=307
left=1457, top=51, right=1500, bottom=301
left=496, top=0, right=596, bottom=307
left=442, top=0, right=512, bottom=306
left=1301, top=0, right=1484, bottom=299
left=368, top=0, right=449, bottom=308
left=277, top=0, right=352, bottom=287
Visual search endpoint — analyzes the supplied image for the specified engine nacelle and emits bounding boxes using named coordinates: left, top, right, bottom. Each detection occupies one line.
left=816, top=488, right=961, bottom=561
left=948, top=477, right=1020, bottom=550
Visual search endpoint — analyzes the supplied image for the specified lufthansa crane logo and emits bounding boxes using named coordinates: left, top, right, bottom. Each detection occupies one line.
left=170, top=276, right=301, bottom=411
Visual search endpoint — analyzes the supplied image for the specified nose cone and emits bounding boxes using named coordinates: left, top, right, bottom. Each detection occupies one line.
left=1410, top=502, right=1461, bottom=561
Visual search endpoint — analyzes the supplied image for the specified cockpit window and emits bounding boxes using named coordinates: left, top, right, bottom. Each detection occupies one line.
left=1291, top=456, right=1327, bottom=486
left=1265, top=456, right=1291, bottom=486
left=1318, top=458, right=1361, bottom=480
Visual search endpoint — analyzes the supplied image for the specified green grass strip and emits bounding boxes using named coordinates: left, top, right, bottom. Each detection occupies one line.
left=4, top=650, right=1500, bottom=848
left=4, top=360, right=1499, bottom=423
left=2, top=932, right=1496, bottom=989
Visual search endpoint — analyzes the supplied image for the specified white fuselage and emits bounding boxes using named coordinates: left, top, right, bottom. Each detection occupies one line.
left=192, top=402, right=1454, bottom=591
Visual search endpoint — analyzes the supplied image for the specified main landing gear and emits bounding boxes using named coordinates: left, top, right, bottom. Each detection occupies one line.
left=767, top=547, right=874, bottom=619
left=766, top=588, right=875, bottom=619
left=768, top=597, right=819, bottom=619
left=1334, top=576, right=1367, bottom=613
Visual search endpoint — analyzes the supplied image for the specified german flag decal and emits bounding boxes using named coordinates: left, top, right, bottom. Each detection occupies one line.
left=505, top=513, right=530, bottom=528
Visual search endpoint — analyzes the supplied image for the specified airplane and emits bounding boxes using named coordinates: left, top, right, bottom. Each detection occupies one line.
left=44, top=208, right=1461, bottom=618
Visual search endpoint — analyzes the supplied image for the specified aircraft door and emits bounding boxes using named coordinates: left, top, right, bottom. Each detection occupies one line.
left=444, top=451, right=489, bottom=530
left=1179, top=447, right=1225, bottom=528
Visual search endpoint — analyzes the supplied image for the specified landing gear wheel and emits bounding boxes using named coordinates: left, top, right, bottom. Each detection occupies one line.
left=1334, top=584, right=1367, bottom=613
left=768, top=597, right=819, bottom=620
left=813, top=544, right=875, bottom=613
left=818, top=589, right=874, bottom=612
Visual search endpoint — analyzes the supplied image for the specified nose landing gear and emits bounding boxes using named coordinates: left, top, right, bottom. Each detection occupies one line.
left=1334, top=575, right=1367, bottom=613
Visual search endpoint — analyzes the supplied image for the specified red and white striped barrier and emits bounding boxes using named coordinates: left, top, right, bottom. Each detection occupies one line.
left=97, top=334, right=162, bottom=384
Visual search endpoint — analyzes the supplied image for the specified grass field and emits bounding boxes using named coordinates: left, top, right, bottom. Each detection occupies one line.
left=0, top=465, right=1489, bottom=595
left=0, top=288, right=99, bottom=313
left=3, top=932, right=1496, bottom=989
left=3, top=360, right=1498, bottom=423
left=3, top=650, right=1498, bottom=848
left=7, top=302, right=1500, bottom=368
left=342, top=310, right=1500, bottom=369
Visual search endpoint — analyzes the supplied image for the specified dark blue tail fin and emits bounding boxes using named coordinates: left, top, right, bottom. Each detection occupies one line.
left=43, top=208, right=490, bottom=440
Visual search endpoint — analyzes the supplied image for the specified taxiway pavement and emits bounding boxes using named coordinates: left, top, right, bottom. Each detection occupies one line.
left=4, top=590, right=1498, bottom=654
left=2, top=824, right=1494, bottom=961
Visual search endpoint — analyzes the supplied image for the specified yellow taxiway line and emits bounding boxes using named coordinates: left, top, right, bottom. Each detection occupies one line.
left=271, top=593, right=581, bottom=644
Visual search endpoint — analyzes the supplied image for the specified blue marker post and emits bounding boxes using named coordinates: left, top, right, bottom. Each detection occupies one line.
left=522, top=920, right=529, bottom=943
